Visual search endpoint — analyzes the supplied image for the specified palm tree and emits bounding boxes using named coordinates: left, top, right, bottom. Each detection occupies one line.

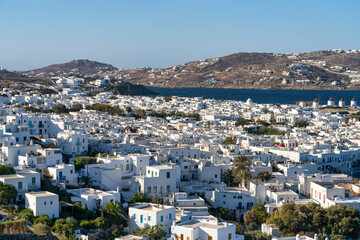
left=222, top=169, right=236, bottom=187
left=80, top=176, right=94, bottom=187
left=101, top=201, right=124, bottom=215
left=235, top=170, right=252, bottom=188
left=257, top=171, right=275, bottom=182
left=232, top=155, right=251, bottom=176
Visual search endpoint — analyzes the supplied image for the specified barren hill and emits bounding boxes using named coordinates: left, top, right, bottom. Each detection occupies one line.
left=118, top=50, right=360, bottom=90
left=23, top=59, right=118, bottom=77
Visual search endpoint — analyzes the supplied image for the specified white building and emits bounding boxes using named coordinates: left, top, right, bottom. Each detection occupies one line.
left=57, top=130, right=88, bottom=155
left=171, top=218, right=243, bottom=240
left=25, top=191, right=59, bottom=218
left=48, top=164, right=77, bottom=185
left=129, top=203, right=176, bottom=236
left=210, top=187, right=256, bottom=217
left=67, top=188, right=121, bottom=211
left=0, top=174, right=27, bottom=201
left=132, top=165, right=178, bottom=197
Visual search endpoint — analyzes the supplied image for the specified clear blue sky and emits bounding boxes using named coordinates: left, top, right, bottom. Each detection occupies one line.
left=0, top=0, right=359, bottom=70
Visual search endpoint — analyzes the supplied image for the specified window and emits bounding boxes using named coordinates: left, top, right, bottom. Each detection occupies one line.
left=169, top=213, right=172, bottom=219
left=18, top=182, right=22, bottom=190
left=215, top=174, right=217, bottom=178
left=229, top=233, right=232, bottom=239
left=148, top=170, right=150, bottom=174
left=184, top=166, right=188, bottom=169
left=148, top=187, right=151, bottom=194
left=161, top=215, right=163, bottom=222
left=70, top=170, right=73, bottom=174
left=32, top=177, right=36, bottom=185
left=167, top=185, right=170, bottom=191
left=44, top=201, right=46, bottom=205
left=148, top=216, right=151, bottom=221
left=154, top=186, right=157, bottom=193
left=50, top=201, right=53, bottom=205
left=167, top=172, right=170, bottom=178
left=134, top=214, right=136, bottom=219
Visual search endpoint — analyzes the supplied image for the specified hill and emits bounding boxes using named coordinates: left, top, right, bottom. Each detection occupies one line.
left=22, top=59, right=118, bottom=77
left=0, top=68, right=53, bottom=92
left=118, top=50, right=360, bottom=90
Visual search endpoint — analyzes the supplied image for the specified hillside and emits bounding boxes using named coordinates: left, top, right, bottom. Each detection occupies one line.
left=117, top=50, right=360, bottom=90
left=0, top=68, right=53, bottom=92
left=13, top=50, right=360, bottom=91
left=22, top=59, right=118, bottom=77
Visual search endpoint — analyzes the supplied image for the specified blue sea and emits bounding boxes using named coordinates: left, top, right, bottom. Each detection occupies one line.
left=147, top=87, right=360, bottom=105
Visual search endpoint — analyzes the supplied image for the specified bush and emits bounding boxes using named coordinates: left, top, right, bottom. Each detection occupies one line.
left=94, top=217, right=111, bottom=230
left=45, top=142, right=56, bottom=148
left=51, top=217, right=77, bottom=238
left=224, top=136, right=236, bottom=145
left=0, top=165, right=15, bottom=175
left=128, top=193, right=150, bottom=203
left=34, top=214, right=52, bottom=227
left=74, top=157, right=97, bottom=171
left=79, top=220, right=96, bottom=229
left=18, top=208, right=34, bottom=223
left=294, top=120, right=309, bottom=128
left=33, top=223, right=51, bottom=235
left=0, top=182, right=18, bottom=204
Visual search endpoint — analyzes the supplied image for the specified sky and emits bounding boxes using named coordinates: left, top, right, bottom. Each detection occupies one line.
left=0, top=0, right=359, bottom=71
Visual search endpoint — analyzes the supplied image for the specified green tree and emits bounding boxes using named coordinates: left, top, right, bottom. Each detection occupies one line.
left=0, top=181, right=18, bottom=204
left=94, top=217, right=111, bottom=230
left=256, top=171, right=275, bottom=182
left=79, top=176, right=94, bottom=187
left=210, top=207, right=235, bottom=221
left=45, top=142, right=56, bottom=148
left=74, top=156, right=97, bottom=171
left=51, top=217, right=77, bottom=238
left=34, top=214, right=52, bottom=227
left=69, top=103, right=83, bottom=112
left=52, top=104, right=69, bottom=114
left=221, top=169, right=237, bottom=187
left=128, top=193, right=150, bottom=203
left=325, top=204, right=360, bottom=239
left=235, top=170, right=252, bottom=188
left=18, top=208, right=35, bottom=223
left=236, top=118, right=252, bottom=127
left=293, top=120, right=309, bottom=128
left=244, top=205, right=269, bottom=230
left=224, top=136, right=237, bottom=145
left=0, top=164, right=15, bottom=175
left=232, top=155, right=251, bottom=175
left=79, top=219, right=96, bottom=229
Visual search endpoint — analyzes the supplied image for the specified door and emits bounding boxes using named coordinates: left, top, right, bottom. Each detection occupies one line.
left=140, top=215, right=143, bottom=223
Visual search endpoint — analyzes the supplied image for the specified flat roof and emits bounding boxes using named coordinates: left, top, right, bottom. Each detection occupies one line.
left=26, top=191, right=58, bottom=197
left=132, top=203, right=174, bottom=212
left=178, top=220, right=228, bottom=229
left=0, top=174, right=25, bottom=179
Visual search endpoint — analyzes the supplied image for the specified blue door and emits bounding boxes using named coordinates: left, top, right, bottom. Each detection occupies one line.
left=140, top=215, right=143, bottom=223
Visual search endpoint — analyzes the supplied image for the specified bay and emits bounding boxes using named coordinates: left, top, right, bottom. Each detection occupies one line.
left=146, top=87, right=360, bottom=105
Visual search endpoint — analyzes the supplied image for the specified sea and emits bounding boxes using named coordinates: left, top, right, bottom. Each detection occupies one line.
left=146, top=87, right=360, bottom=105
